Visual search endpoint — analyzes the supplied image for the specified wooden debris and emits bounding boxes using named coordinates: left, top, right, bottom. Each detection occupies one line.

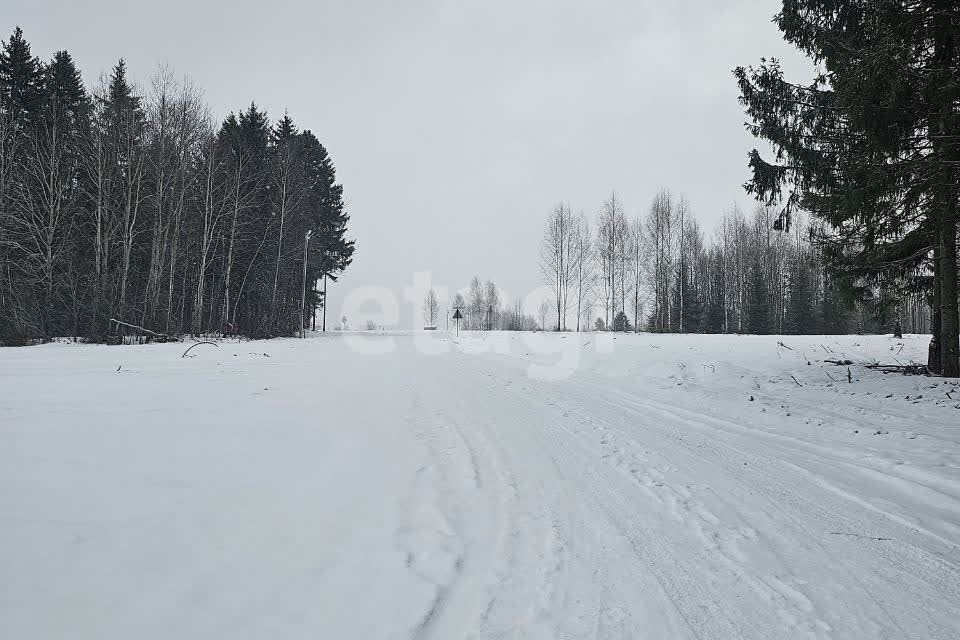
left=863, top=363, right=929, bottom=376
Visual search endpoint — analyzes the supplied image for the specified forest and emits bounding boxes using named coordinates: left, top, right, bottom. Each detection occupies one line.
left=0, top=27, right=354, bottom=343
left=736, top=0, right=958, bottom=377
left=536, top=192, right=924, bottom=339
left=534, top=0, right=959, bottom=379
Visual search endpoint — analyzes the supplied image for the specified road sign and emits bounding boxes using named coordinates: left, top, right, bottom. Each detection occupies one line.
left=452, top=308, right=463, bottom=336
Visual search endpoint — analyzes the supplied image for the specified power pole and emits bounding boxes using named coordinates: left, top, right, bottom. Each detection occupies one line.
left=322, top=274, right=328, bottom=332
left=301, top=230, right=313, bottom=338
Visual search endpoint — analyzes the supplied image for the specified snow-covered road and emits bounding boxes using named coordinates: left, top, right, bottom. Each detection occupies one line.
left=3, top=332, right=959, bottom=639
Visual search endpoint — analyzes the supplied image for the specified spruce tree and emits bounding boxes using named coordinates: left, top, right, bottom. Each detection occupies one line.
left=0, top=38, right=356, bottom=342
left=0, top=27, right=45, bottom=339
left=98, top=60, right=146, bottom=324
left=671, top=261, right=702, bottom=333
left=300, top=129, right=354, bottom=322
left=704, top=248, right=726, bottom=333
left=0, top=27, right=44, bottom=130
left=786, top=252, right=814, bottom=335
left=216, top=103, right=270, bottom=335
left=612, top=310, right=631, bottom=332
left=267, top=112, right=302, bottom=333
left=736, top=1, right=959, bottom=375
left=25, top=50, right=91, bottom=336
left=746, top=255, right=770, bottom=334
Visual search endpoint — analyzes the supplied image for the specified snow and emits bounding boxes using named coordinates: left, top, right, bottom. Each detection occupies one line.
left=2, top=332, right=959, bottom=639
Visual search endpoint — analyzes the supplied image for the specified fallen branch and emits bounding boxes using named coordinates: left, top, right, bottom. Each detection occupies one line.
left=863, top=362, right=928, bottom=376
left=109, top=318, right=168, bottom=338
left=777, top=341, right=794, bottom=351
left=790, top=375, right=803, bottom=387
left=182, top=341, right=219, bottom=358
left=825, top=358, right=854, bottom=366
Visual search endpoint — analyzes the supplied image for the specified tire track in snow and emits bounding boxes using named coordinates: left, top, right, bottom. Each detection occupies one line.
left=398, top=372, right=517, bottom=640
left=397, top=389, right=465, bottom=639
left=432, top=377, right=579, bottom=640
left=559, top=376, right=958, bottom=638
left=581, top=384, right=916, bottom=637
left=394, top=338, right=959, bottom=638
left=417, top=361, right=626, bottom=639
left=465, top=364, right=743, bottom=638
left=602, top=382, right=960, bottom=555
left=485, top=364, right=850, bottom=637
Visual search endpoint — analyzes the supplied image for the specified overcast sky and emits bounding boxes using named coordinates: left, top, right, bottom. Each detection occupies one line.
left=13, top=0, right=811, bottom=326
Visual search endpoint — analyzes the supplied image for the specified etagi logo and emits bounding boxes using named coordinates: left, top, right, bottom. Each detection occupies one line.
left=338, top=271, right=614, bottom=380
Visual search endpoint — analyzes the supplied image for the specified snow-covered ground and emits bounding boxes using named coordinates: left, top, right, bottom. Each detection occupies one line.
left=2, top=331, right=959, bottom=639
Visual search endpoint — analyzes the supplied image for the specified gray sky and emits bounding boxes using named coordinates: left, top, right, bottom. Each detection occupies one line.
left=12, top=0, right=811, bottom=326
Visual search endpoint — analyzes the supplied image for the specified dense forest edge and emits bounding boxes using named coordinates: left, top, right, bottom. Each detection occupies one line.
left=735, top=1, right=958, bottom=377
left=0, top=27, right=355, bottom=344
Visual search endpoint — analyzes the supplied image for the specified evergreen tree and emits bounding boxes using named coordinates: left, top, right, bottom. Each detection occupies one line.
left=100, top=60, right=146, bottom=324
left=746, top=255, right=770, bottom=334
left=0, top=37, right=356, bottom=343
left=216, top=102, right=269, bottom=334
left=612, top=309, right=631, bottom=332
left=671, top=261, right=702, bottom=333
left=703, top=247, right=726, bottom=333
left=735, top=0, right=960, bottom=376
left=22, top=50, right=91, bottom=336
left=785, top=252, right=814, bottom=335
left=0, top=27, right=45, bottom=338
left=265, top=112, right=303, bottom=331
left=300, top=129, right=353, bottom=324
left=0, top=27, right=44, bottom=130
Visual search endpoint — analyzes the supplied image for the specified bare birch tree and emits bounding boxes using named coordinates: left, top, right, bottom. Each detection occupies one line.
left=572, top=212, right=593, bottom=331
left=645, top=189, right=674, bottom=332
left=540, top=202, right=576, bottom=331
left=423, top=288, right=439, bottom=328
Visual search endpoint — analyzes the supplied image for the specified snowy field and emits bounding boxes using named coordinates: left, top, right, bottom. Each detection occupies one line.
left=2, top=331, right=959, bottom=639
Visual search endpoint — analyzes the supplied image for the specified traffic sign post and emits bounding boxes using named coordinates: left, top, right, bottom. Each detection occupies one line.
left=452, top=308, right=463, bottom=337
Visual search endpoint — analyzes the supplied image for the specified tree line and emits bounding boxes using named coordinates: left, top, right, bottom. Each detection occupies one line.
left=421, top=276, right=541, bottom=331
left=539, top=191, right=906, bottom=336
left=0, top=27, right=354, bottom=343
left=535, top=1, right=959, bottom=379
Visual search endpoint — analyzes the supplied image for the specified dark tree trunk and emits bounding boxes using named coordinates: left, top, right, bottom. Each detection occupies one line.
left=940, top=197, right=959, bottom=377
left=931, top=4, right=959, bottom=377
left=929, top=230, right=942, bottom=374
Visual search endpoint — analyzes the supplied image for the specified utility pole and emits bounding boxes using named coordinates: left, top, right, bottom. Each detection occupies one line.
left=322, top=274, right=328, bottom=331
left=301, top=230, right=313, bottom=339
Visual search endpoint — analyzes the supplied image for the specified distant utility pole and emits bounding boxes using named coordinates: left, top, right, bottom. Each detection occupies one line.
left=301, top=230, right=313, bottom=339
left=322, top=274, right=328, bottom=331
